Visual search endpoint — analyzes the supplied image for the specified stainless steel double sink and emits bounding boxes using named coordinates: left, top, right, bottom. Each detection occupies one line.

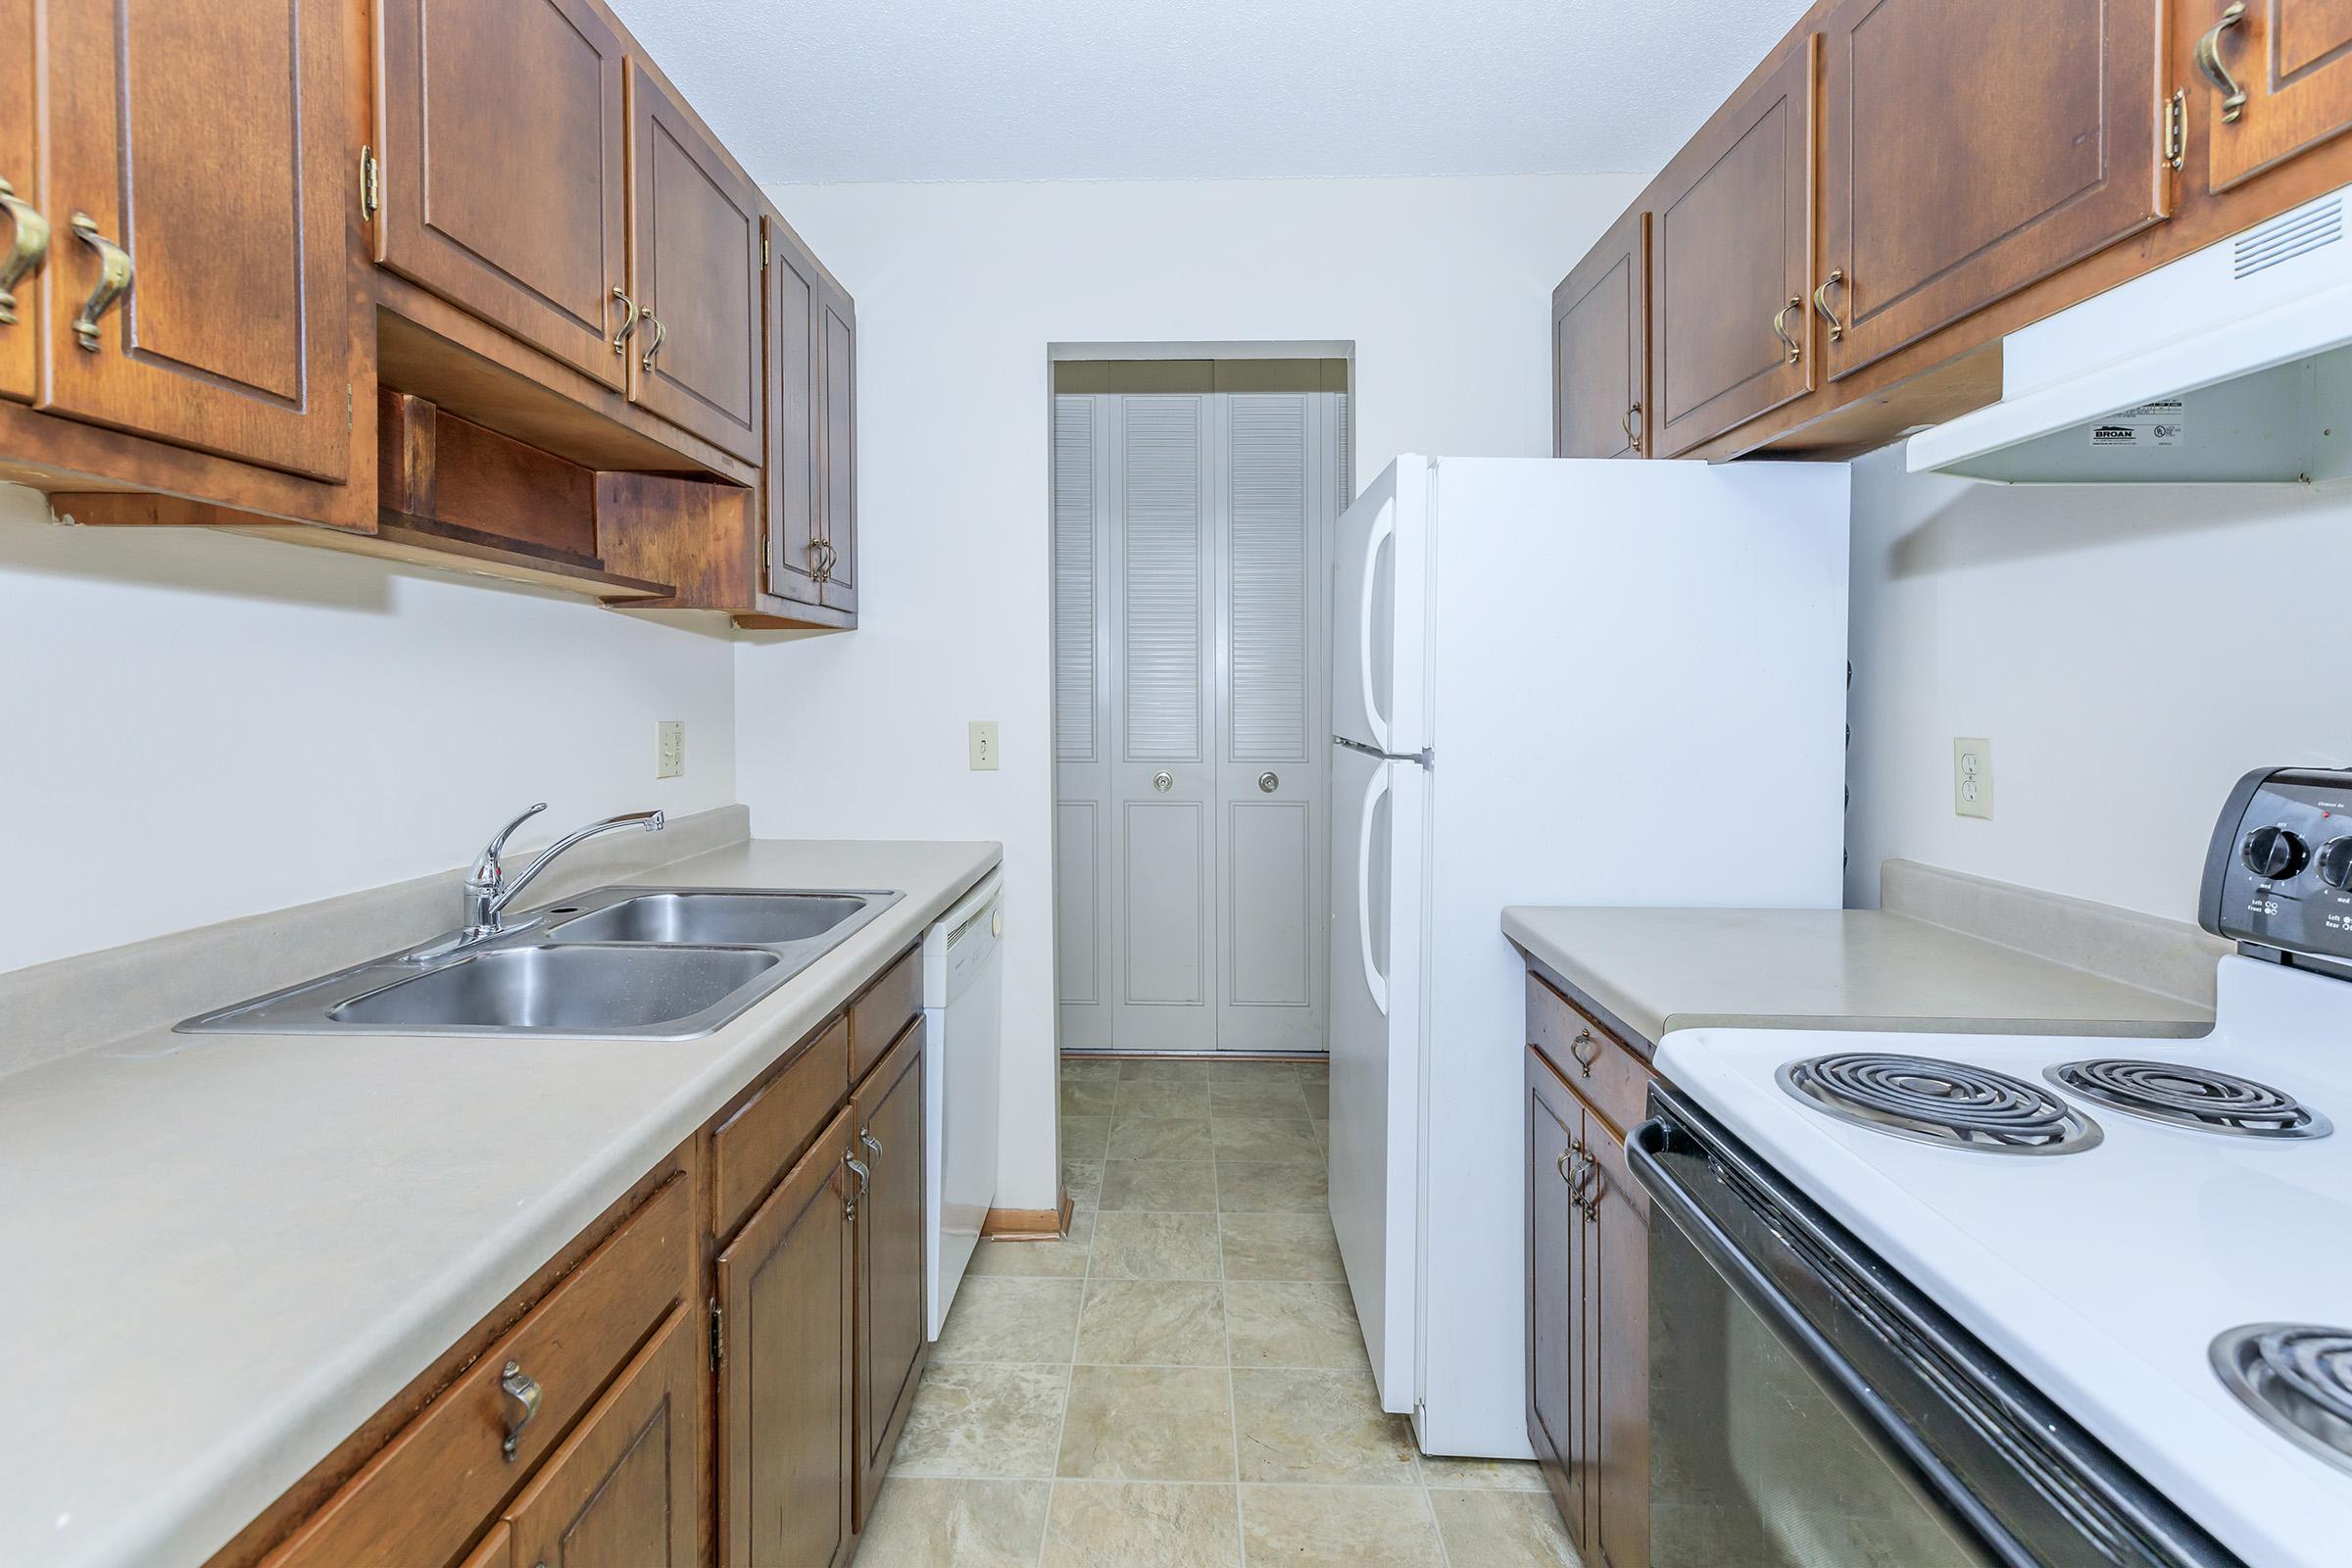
left=177, top=886, right=903, bottom=1040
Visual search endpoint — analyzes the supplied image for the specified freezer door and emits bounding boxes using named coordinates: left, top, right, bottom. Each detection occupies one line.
left=1326, top=741, right=1426, bottom=1413
left=1329, top=457, right=1429, bottom=755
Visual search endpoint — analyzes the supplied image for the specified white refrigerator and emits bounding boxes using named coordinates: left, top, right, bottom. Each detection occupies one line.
left=1327, top=456, right=1850, bottom=1457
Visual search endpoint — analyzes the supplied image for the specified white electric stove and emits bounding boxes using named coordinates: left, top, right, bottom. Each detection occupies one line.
left=1634, top=768, right=2352, bottom=1568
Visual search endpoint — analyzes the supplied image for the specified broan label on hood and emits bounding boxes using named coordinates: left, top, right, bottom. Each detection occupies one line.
left=2087, top=400, right=2186, bottom=450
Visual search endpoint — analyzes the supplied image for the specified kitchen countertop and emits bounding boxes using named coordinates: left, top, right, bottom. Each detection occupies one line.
left=0, top=838, right=1000, bottom=1568
left=1500, top=906, right=2215, bottom=1051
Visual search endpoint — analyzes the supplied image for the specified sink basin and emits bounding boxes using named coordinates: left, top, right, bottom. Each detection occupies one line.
left=328, top=946, right=781, bottom=1034
left=548, top=891, right=870, bottom=947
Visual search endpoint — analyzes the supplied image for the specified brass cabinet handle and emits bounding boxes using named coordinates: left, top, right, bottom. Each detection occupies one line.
left=859, top=1127, right=883, bottom=1160
left=1619, top=402, right=1642, bottom=444
left=1580, top=1156, right=1607, bottom=1222
left=2196, top=3, right=2249, bottom=123
left=820, top=538, right=838, bottom=580
left=498, top=1360, right=542, bottom=1461
left=69, top=214, right=132, bottom=353
left=1555, top=1147, right=1578, bottom=1183
left=0, top=178, right=51, bottom=326
left=638, top=311, right=666, bottom=371
left=1771, top=298, right=1802, bottom=364
left=1811, top=270, right=1846, bottom=343
left=844, top=1152, right=871, bottom=1219
left=610, top=286, right=640, bottom=355
left=1569, top=1028, right=1598, bottom=1078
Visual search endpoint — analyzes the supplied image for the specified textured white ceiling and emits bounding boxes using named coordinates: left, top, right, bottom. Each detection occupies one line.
left=605, top=0, right=1817, bottom=184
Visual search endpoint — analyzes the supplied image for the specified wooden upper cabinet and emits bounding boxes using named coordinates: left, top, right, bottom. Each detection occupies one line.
left=762, top=212, right=825, bottom=608
left=0, top=0, right=34, bottom=406
left=374, top=0, right=630, bottom=389
left=854, top=1020, right=928, bottom=1525
left=1649, top=40, right=1815, bottom=459
left=504, top=1304, right=702, bottom=1568
left=626, top=62, right=763, bottom=465
left=1819, top=0, right=2167, bottom=379
left=39, top=0, right=350, bottom=479
left=2193, top=0, right=2352, bottom=191
left=816, top=278, right=859, bottom=614
left=1552, top=209, right=1648, bottom=460
left=717, top=1105, right=858, bottom=1568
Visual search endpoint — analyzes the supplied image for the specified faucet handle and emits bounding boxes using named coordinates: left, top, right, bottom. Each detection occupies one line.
left=471, top=802, right=549, bottom=887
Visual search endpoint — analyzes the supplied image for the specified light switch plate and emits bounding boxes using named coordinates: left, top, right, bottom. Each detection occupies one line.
left=1954, top=738, right=1992, bottom=819
left=968, top=720, right=1000, bottom=771
left=657, top=720, right=685, bottom=780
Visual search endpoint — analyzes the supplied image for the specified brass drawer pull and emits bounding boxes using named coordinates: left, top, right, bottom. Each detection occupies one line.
left=0, top=177, right=50, bottom=325
left=610, top=286, right=640, bottom=355
left=69, top=214, right=133, bottom=353
left=638, top=311, right=666, bottom=371
left=1619, top=402, right=1642, bottom=444
left=1771, top=298, right=1801, bottom=364
left=1580, top=1157, right=1607, bottom=1222
left=1812, top=270, right=1846, bottom=343
left=2197, top=3, right=2249, bottom=123
left=1569, top=1028, right=1598, bottom=1078
left=499, top=1360, right=542, bottom=1461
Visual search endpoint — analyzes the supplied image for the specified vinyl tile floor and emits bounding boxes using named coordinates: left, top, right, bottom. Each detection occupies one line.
left=856, top=1054, right=1582, bottom=1568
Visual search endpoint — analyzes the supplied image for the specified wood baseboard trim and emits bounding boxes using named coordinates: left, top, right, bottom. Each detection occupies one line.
left=982, top=1190, right=1074, bottom=1242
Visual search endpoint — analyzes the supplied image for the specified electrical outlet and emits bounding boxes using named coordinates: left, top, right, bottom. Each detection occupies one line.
left=1954, top=738, right=1992, bottom=819
left=968, top=720, right=1000, bottom=771
left=657, top=720, right=685, bottom=780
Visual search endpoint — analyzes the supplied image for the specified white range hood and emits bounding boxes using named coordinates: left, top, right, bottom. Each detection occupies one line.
left=1907, top=184, right=2352, bottom=485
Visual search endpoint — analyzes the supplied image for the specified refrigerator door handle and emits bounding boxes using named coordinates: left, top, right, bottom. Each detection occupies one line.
left=1356, top=761, right=1391, bottom=1016
left=1357, top=500, right=1394, bottom=756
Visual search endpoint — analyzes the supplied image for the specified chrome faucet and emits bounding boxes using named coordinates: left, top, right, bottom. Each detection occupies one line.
left=410, top=803, right=665, bottom=960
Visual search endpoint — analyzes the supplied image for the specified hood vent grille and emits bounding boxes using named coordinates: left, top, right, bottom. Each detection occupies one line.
left=2235, top=197, right=2342, bottom=280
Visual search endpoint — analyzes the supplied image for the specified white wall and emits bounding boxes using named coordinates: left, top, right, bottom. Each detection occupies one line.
left=0, top=484, right=737, bottom=973
left=1844, top=445, right=2352, bottom=922
left=735, top=172, right=1644, bottom=1208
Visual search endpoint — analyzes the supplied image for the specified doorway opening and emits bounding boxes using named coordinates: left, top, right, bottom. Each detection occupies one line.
left=1047, top=344, right=1353, bottom=1056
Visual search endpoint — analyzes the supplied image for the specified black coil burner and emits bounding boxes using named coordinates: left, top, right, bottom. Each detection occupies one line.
left=1777, top=1052, right=2104, bottom=1154
left=2213, top=1324, right=2352, bottom=1475
left=2046, top=1058, right=2330, bottom=1140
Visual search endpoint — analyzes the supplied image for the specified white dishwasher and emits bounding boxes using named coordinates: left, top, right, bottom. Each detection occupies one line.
left=923, top=869, right=1003, bottom=1340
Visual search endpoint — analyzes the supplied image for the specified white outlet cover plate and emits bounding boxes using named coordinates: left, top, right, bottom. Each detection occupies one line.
left=657, top=720, right=685, bottom=780
left=1954, top=737, right=1992, bottom=819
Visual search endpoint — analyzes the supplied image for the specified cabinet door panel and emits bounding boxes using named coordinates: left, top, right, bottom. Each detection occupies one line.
left=1588, top=1126, right=1651, bottom=1568
left=375, top=0, right=628, bottom=388
left=0, top=0, right=33, bottom=405
left=2201, top=0, right=2352, bottom=189
left=627, top=63, right=762, bottom=464
left=855, top=1019, right=929, bottom=1525
left=1822, top=0, right=2165, bottom=377
left=816, top=278, right=858, bottom=613
left=1526, top=1052, right=1589, bottom=1553
left=1552, top=210, right=1647, bottom=459
left=762, top=213, right=823, bottom=606
left=42, top=0, right=350, bottom=478
left=506, top=1305, right=701, bottom=1568
left=1650, top=43, right=1814, bottom=458
left=718, top=1105, right=857, bottom=1568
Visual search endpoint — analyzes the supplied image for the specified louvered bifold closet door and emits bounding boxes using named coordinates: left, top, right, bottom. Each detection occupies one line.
left=1053, top=394, right=1113, bottom=1048
left=1214, top=395, right=1334, bottom=1053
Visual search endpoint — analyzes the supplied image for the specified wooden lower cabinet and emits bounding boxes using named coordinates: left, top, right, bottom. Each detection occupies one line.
left=1525, top=978, right=1657, bottom=1568
left=217, top=938, right=940, bottom=1568
left=854, top=1019, right=930, bottom=1525
left=716, top=1103, right=859, bottom=1568
left=502, top=1304, right=703, bottom=1568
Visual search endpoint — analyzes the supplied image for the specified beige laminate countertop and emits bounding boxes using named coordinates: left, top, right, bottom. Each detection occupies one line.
left=0, top=838, right=1000, bottom=1568
left=1500, top=906, right=2215, bottom=1051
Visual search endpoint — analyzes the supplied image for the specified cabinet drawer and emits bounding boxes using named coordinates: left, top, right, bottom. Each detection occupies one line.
left=1527, top=974, right=1653, bottom=1139
left=264, top=1175, right=692, bottom=1568
left=850, top=946, right=922, bottom=1084
left=710, top=1015, right=851, bottom=1241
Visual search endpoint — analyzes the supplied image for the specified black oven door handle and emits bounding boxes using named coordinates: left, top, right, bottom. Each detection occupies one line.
left=1628, top=1116, right=2043, bottom=1568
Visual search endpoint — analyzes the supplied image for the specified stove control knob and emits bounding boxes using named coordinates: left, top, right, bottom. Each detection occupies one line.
left=2317, top=837, right=2352, bottom=891
left=2243, top=825, right=2311, bottom=881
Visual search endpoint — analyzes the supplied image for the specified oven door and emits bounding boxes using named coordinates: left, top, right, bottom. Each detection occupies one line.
left=1630, top=1089, right=2241, bottom=1568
